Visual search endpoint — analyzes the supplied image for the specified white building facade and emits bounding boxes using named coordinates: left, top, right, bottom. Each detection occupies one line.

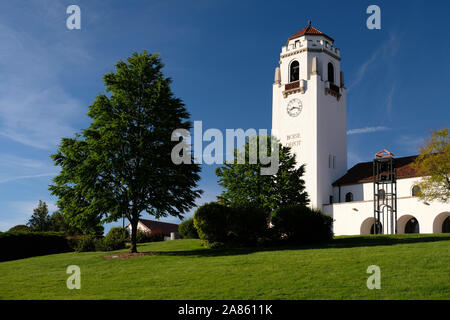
left=271, top=23, right=450, bottom=236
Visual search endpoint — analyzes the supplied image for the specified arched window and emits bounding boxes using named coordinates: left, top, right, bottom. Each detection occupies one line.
left=345, top=192, right=353, bottom=202
left=412, top=185, right=421, bottom=197
left=405, top=218, right=420, bottom=234
left=290, top=61, right=299, bottom=82
left=328, top=62, right=334, bottom=84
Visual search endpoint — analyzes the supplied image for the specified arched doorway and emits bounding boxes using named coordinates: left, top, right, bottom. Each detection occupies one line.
left=360, top=217, right=382, bottom=235
left=443, top=217, right=450, bottom=233
left=397, top=215, right=420, bottom=234
left=370, top=221, right=383, bottom=234
left=432, top=212, right=450, bottom=233
left=404, top=218, right=420, bottom=234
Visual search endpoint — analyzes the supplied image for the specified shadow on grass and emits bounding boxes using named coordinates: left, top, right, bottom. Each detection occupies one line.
left=151, top=234, right=450, bottom=258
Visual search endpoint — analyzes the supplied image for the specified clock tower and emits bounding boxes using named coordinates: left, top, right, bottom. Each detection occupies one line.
left=271, top=22, right=347, bottom=209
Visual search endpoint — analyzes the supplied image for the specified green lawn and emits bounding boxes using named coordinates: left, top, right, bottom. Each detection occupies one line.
left=0, top=234, right=449, bottom=300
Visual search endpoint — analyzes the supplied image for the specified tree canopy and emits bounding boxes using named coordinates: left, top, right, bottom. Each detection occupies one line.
left=412, top=128, right=450, bottom=203
left=27, top=200, right=50, bottom=232
left=50, top=51, right=202, bottom=252
left=215, top=135, right=309, bottom=214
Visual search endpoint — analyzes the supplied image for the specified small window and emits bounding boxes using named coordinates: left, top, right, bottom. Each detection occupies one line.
left=329, top=196, right=333, bottom=204
left=378, top=189, right=385, bottom=200
left=345, top=192, right=353, bottom=202
left=333, top=156, right=336, bottom=169
left=412, top=185, right=420, bottom=197
left=328, top=154, right=332, bottom=168
left=290, top=61, right=299, bottom=82
left=328, top=62, right=334, bottom=84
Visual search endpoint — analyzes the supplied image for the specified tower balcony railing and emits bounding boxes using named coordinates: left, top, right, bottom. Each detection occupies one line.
left=285, top=80, right=300, bottom=91
left=325, top=81, right=341, bottom=100
left=283, top=80, right=305, bottom=98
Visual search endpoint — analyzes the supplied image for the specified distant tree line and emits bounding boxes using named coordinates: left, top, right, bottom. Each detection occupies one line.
left=8, top=200, right=103, bottom=235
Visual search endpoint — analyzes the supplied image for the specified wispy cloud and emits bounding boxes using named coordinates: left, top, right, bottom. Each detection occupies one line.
left=396, top=135, right=425, bottom=154
left=0, top=154, right=46, bottom=169
left=0, top=153, right=57, bottom=185
left=386, top=84, right=396, bottom=121
left=348, top=33, right=400, bottom=92
left=347, top=126, right=390, bottom=135
left=0, top=173, right=57, bottom=184
left=0, top=7, right=91, bottom=150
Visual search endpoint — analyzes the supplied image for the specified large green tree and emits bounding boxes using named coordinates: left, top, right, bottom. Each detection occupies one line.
left=50, top=51, right=202, bottom=252
left=412, top=128, right=450, bottom=203
left=215, top=135, right=309, bottom=215
left=27, top=200, right=50, bottom=231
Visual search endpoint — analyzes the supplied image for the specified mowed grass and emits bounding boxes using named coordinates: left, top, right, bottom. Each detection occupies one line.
left=0, top=234, right=449, bottom=300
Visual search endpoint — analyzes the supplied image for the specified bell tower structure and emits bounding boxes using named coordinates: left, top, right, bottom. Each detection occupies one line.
left=271, top=22, right=347, bottom=209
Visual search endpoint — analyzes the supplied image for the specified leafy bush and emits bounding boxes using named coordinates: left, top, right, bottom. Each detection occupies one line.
left=193, top=202, right=233, bottom=243
left=136, top=230, right=164, bottom=243
left=0, top=231, right=72, bottom=261
left=68, top=235, right=104, bottom=252
left=178, top=218, right=199, bottom=239
left=228, top=206, right=269, bottom=245
left=8, top=225, right=32, bottom=233
left=193, top=203, right=269, bottom=247
left=103, top=227, right=128, bottom=251
left=270, top=205, right=333, bottom=244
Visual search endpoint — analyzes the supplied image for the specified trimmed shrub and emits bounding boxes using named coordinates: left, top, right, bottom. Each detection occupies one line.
left=178, top=218, right=199, bottom=239
left=69, top=235, right=102, bottom=252
left=103, top=227, right=128, bottom=251
left=229, top=206, right=269, bottom=245
left=136, top=230, right=164, bottom=243
left=8, top=225, right=32, bottom=233
left=193, top=202, right=233, bottom=243
left=271, top=205, right=333, bottom=244
left=193, top=203, right=269, bottom=247
left=0, top=231, right=72, bottom=261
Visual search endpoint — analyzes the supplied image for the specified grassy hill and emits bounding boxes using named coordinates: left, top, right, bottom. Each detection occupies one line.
left=0, top=234, right=449, bottom=299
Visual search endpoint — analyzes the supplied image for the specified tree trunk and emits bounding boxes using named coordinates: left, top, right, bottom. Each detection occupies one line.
left=130, top=219, right=139, bottom=253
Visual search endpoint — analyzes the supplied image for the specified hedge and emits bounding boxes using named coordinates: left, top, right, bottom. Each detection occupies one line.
left=0, top=231, right=73, bottom=262
left=271, top=205, right=333, bottom=244
left=193, top=202, right=269, bottom=247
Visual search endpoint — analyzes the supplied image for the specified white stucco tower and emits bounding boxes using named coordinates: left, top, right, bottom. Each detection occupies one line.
left=272, top=23, right=347, bottom=209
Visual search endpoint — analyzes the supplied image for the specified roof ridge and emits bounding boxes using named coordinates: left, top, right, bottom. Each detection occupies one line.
left=332, top=154, right=421, bottom=186
left=139, top=218, right=179, bottom=226
left=288, top=23, right=333, bottom=42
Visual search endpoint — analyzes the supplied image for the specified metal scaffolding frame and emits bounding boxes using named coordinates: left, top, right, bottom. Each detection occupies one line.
left=373, top=150, right=397, bottom=234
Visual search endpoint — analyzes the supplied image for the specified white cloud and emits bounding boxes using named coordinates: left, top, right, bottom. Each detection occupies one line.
left=347, top=126, right=390, bottom=135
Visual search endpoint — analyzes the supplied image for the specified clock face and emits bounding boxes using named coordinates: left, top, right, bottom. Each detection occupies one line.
left=287, top=98, right=302, bottom=117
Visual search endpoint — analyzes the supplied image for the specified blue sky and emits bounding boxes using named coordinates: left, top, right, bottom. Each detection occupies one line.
left=0, top=0, right=449, bottom=232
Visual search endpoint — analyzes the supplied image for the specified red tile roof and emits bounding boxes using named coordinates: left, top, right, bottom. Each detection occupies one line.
left=288, top=23, right=334, bottom=42
left=332, top=155, right=422, bottom=186
left=139, top=219, right=179, bottom=235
